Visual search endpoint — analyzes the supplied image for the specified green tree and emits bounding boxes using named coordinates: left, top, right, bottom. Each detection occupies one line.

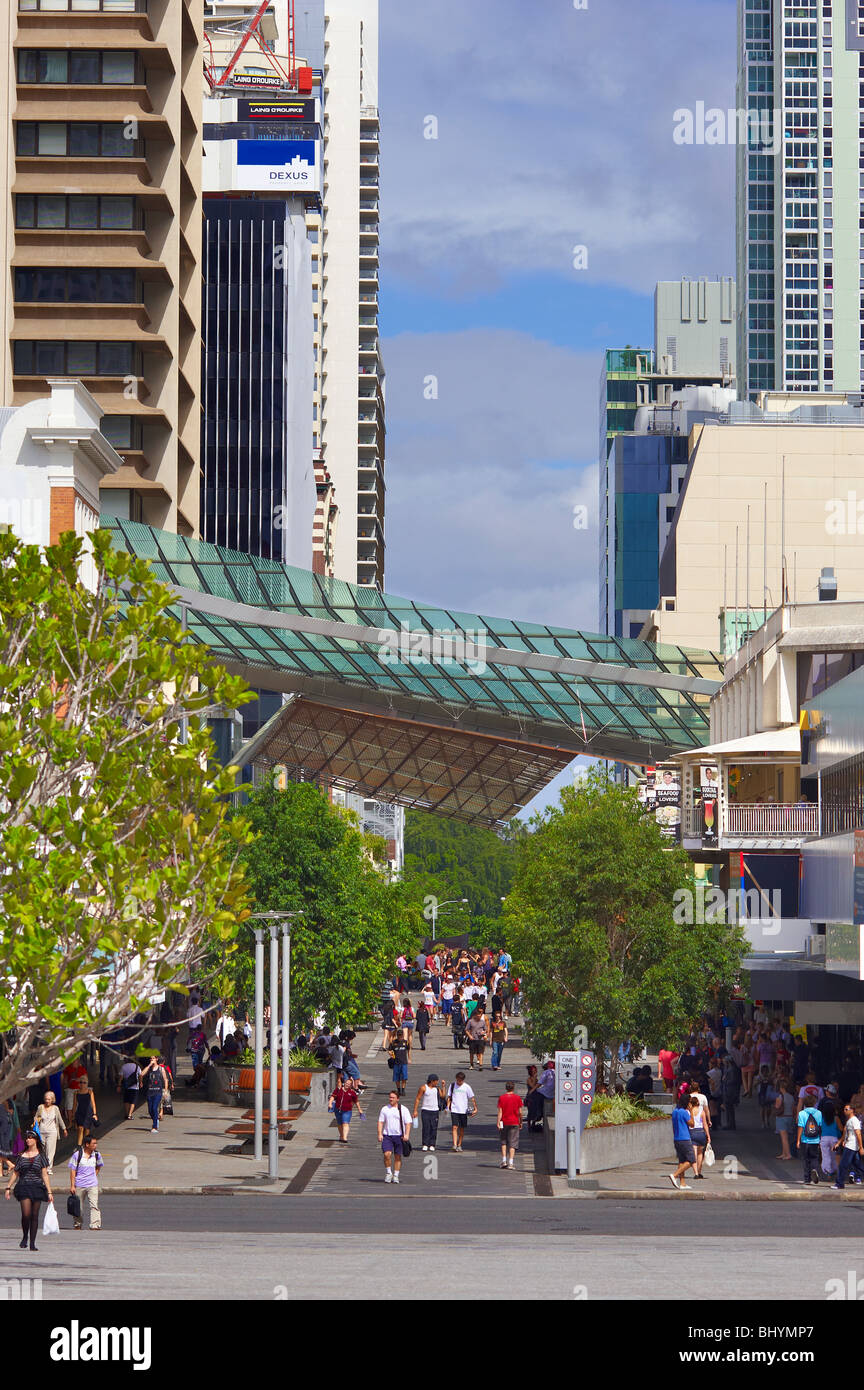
left=503, top=771, right=747, bottom=1074
left=0, top=529, right=252, bottom=1102
left=209, top=779, right=421, bottom=1029
left=402, top=810, right=521, bottom=920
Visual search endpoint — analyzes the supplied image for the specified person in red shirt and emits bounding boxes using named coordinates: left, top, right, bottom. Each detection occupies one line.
left=497, top=1081, right=524, bottom=1170
left=657, top=1048, right=680, bottom=1094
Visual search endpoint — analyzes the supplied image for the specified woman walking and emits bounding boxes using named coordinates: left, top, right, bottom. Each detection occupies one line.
left=400, top=997, right=415, bottom=1054
left=525, top=1064, right=544, bottom=1132
left=490, top=1014, right=508, bottom=1071
left=413, top=1073, right=445, bottom=1151
left=0, top=1099, right=14, bottom=1177
left=774, top=1077, right=797, bottom=1160
left=415, top=1002, right=431, bottom=1051
left=140, top=1054, right=168, bottom=1133
left=450, top=992, right=467, bottom=1051
left=4, top=1129, right=54, bottom=1251
left=34, top=1092, right=67, bottom=1173
left=688, top=1081, right=712, bottom=1177
left=328, top=1074, right=364, bottom=1143
left=74, top=1077, right=98, bottom=1146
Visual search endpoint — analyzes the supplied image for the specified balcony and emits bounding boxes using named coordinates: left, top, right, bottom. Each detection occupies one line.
left=682, top=802, right=818, bottom=842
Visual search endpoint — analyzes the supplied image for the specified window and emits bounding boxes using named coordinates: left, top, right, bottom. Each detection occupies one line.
left=15, top=194, right=136, bottom=229
left=13, top=341, right=136, bottom=375
left=14, top=269, right=136, bottom=303
left=99, top=415, right=136, bottom=449
left=15, top=122, right=138, bottom=157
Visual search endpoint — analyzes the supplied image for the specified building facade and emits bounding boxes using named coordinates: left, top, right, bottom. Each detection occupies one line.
left=736, top=0, right=863, bottom=397
left=642, top=395, right=864, bottom=653
left=2, top=0, right=204, bottom=534
left=599, top=280, right=736, bottom=637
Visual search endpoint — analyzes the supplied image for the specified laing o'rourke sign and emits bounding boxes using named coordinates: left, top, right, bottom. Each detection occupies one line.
left=235, top=139, right=320, bottom=191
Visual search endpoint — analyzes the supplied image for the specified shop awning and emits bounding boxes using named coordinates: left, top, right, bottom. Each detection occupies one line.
left=673, top=726, right=801, bottom=762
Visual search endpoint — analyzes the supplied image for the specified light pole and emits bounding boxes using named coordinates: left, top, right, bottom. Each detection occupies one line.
left=279, top=914, right=303, bottom=1111
left=431, top=897, right=468, bottom=942
left=249, top=910, right=299, bottom=1178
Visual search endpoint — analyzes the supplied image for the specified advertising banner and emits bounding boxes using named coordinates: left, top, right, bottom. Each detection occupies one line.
left=654, top=768, right=681, bottom=842
left=239, top=98, right=317, bottom=122
left=234, top=139, right=320, bottom=191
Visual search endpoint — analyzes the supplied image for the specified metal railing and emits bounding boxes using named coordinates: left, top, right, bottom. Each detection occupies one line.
left=682, top=802, right=818, bottom=839
left=727, top=803, right=818, bottom=837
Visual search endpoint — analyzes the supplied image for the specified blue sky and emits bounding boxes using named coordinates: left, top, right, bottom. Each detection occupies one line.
left=376, top=0, right=737, bottom=812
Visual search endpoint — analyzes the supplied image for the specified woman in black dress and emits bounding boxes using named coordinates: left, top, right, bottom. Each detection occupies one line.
left=4, top=1129, right=54, bottom=1251
left=415, top=1002, right=431, bottom=1051
left=74, top=1078, right=99, bottom=1145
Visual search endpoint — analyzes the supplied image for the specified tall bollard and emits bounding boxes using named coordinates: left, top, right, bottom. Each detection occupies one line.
left=567, top=1125, right=578, bottom=1180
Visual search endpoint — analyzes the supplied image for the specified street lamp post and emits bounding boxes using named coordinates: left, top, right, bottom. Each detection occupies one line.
left=252, top=927, right=265, bottom=1160
left=249, top=910, right=301, bottom=1178
left=431, top=897, right=468, bottom=942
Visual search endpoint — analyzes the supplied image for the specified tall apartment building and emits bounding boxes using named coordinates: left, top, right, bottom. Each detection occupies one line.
left=201, top=0, right=318, bottom=566
left=1, top=0, right=204, bottom=534
left=320, top=0, right=385, bottom=588
left=737, top=0, right=864, bottom=396
left=598, top=279, right=736, bottom=635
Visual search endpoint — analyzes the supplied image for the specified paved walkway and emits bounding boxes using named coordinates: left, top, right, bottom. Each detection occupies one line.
left=554, top=1081, right=864, bottom=1201
left=303, top=1010, right=545, bottom=1199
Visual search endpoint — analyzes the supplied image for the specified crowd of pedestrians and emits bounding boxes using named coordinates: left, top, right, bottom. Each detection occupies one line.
left=661, top=1014, right=864, bottom=1190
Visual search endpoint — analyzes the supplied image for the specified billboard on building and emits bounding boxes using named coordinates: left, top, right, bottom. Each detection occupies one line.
left=238, top=98, right=318, bottom=123
left=204, top=139, right=321, bottom=193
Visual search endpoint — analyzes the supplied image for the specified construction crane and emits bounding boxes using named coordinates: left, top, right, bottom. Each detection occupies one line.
left=204, top=0, right=299, bottom=91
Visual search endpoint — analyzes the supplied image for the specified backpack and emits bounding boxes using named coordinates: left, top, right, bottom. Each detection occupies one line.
left=803, top=1110, right=822, bottom=1141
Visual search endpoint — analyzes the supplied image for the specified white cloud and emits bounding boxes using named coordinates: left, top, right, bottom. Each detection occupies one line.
left=383, top=329, right=599, bottom=629
left=380, top=0, right=736, bottom=294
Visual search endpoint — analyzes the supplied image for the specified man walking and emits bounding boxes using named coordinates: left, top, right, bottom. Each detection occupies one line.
left=497, top=1080, right=522, bottom=1170
left=68, top=1134, right=103, bottom=1230
left=377, top=1089, right=412, bottom=1185
left=797, top=1095, right=823, bottom=1184
left=668, top=1094, right=699, bottom=1190
left=447, top=1071, right=477, bottom=1152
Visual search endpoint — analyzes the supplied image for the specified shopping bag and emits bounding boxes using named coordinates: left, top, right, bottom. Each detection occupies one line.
left=42, top=1202, right=59, bottom=1236
left=704, top=1143, right=716, bottom=1167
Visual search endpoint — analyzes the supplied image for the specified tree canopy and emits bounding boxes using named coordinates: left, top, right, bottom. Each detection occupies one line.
left=0, top=529, right=251, bottom=1101
left=208, top=779, right=422, bottom=1029
left=503, top=771, right=748, bottom=1071
left=402, top=810, right=521, bottom=934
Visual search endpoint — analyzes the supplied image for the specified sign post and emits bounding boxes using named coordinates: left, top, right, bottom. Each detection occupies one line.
left=554, top=1051, right=595, bottom=1172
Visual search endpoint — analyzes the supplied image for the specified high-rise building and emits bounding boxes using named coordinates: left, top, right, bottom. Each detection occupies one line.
left=321, top=0, right=384, bottom=588
left=201, top=0, right=318, bottom=566
left=736, top=0, right=863, bottom=397
left=1, top=0, right=204, bottom=534
left=598, top=279, right=736, bottom=635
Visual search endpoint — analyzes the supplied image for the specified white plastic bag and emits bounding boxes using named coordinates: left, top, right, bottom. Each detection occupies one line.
left=704, top=1143, right=716, bottom=1168
left=42, top=1201, right=60, bottom=1235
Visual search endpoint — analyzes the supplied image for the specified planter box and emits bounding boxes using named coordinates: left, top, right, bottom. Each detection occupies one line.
left=545, top=1108, right=671, bottom=1174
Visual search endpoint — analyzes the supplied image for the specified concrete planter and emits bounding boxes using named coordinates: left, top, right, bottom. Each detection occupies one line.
left=545, top=1109, right=671, bottom=1174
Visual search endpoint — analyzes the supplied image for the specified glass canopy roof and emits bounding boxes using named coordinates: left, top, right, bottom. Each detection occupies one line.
left=105, top=520, right=721, bottom=767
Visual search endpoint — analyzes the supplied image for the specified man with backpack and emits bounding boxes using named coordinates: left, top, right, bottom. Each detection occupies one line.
left=797, top=1096, right=824, bottom=1184
left=68, top=1134, right=104, bottom=1230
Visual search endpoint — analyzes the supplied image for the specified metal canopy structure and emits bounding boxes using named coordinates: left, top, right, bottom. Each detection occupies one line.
left=105, top=520, right=721, bottom=823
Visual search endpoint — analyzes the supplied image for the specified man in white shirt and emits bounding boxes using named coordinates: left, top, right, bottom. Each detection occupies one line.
left=377, top=1090, right=412, bottom=1184
left=447, top=1071, right=477, bottom=1153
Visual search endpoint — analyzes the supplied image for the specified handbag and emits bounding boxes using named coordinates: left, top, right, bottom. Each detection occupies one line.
left=704, top=1142, right=716, bottom=1167
left=42, top=1201, right=59, bottom=1236
left=402, top=1138, right=412, bottom=1158
left=161, top=1096, right=173, bottom=1116
left=67, top=1193, right=81, bottom=1221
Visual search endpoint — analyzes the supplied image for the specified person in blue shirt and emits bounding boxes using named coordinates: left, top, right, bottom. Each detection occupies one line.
left=498, top=951, right=512, bottom=973
left=796, top=1101, right=823, bottom=1184
left=669, top=1095, right=699, bottom=1190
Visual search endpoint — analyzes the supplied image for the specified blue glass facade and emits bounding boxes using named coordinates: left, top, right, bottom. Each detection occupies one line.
left=201, top=199, right=288, bottom=560
left=611, top=432, right=688, bottom=638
